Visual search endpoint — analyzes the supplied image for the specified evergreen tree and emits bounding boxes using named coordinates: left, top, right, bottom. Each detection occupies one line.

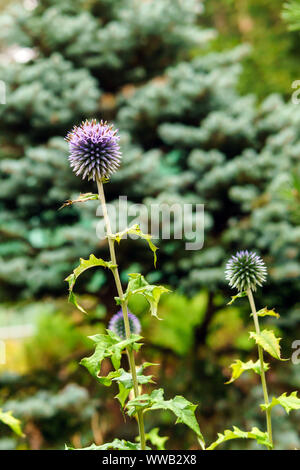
left=118, top=52, right=300, bottom=320
left=0, top=0, right=212, bottom=298
left=0, top=0, right=299, bottom=326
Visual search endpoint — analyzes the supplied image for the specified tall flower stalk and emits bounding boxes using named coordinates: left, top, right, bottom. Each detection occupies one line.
left=246, top=287, right=272, bottom=448
left=64, top=119, right=205, bottom=451
left=225, top=251, right=273, bottom=448
left=96, top=178, right=146, bottom=450
left=66, top=119, right=146, bottom=448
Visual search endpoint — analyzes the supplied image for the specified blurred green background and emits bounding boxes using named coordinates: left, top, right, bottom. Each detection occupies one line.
left=0, top=0, right=300, bottom=450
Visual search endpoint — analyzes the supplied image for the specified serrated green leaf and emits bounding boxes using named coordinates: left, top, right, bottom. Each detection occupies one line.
left=261, top=392, right=300, bottom=414
left=67, top=291, right=86, bottom=314
left=255, top=307, right=280, bottom=319
left=249, top=329, right=287, bottom=360
left=137, top=427, right=168, bottom=450
left=66, top=439, right=144, bottom=450
left=110, top=363, right=157, bottom=407
left=118, top=273, right=170, bottom=319
left=126, top=388, right=205, bottom=449
left=0, top=409, right=24, bottom=437
left=206, top=426, right=272, bottom=450
left=98, top=369, right=121, bottom=387
left=100, top=362, right=156, bottom=404
left=226, top=359, right=269, bottom=384
left=227, top=291, right=247, bottom=305
left=112, top=364, right=156, bottom=389
left=110, top=224, right=158, bottom=267
left=65, top=255, right=116, bottom=313
left=115, top=382, right=130, bottom=408
left=80, top=330, right=142, bottom=379
left=59, top=193, right=99, bottom=210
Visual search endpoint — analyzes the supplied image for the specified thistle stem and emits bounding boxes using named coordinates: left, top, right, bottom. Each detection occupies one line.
left=97, top=179, right=146, bottom=450
left=247, top=288, right=273, bottom=449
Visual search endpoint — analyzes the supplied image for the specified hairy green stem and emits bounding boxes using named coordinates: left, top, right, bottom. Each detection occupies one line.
left=247, top=288, right=273, bottom=449
left=97, top=179, right=146, bottom=450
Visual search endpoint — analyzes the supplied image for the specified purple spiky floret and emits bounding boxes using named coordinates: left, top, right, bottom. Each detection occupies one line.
left=108, top=310, right=141, bottom=340
left=66, top=119, right=122, bottom=181
left=225, top=250, right=267, bottom=292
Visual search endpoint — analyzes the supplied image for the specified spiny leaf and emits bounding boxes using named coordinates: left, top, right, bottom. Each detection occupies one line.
left=137, top=427, right=168, bottom=450
left=206, top=426, right=272, bottom=450
left=66, top=439, right=144, bottom=450
left=0, top=409, right=24, bottom=437
left=59, top=193, right=99, bottom=210
left=261, top=392, right=300, bottom=414
left=126, top=388, right=205, bottom=449
left=225, top=359, right=269, bottom=384
left=80, top=330, right=142, bottom=379
left=108, top=363, right=157, bottom=407
left=249, top=329, right=287, bottom=360
left=227, top=291, right=247, bottom=305
left=67, top=291, right=86, bottom=314
left=115, top=382, right=131, bottom=408
left=255, top=307, right=280, bottom=319
left=117, top=273, right=170, bottom=319
left=110, top=224, right=158, bottom=267
left=111, top=363, right=156, bottom=389
left=65, top=254, right=116, bottom=313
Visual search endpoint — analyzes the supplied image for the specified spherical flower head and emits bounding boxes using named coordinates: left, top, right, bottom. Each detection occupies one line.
left=66, top=119, right=122, bottom=181
left=225, top=251, right=267, bottom=292
left=108, top=310, right=141, bottom=340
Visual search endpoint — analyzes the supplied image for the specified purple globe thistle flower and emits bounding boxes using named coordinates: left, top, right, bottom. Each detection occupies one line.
left=225, top=251, right=267, bottom=292
left=108, top=310, right=141, bottom=340
left=66, top=119, right=122, bottom=181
